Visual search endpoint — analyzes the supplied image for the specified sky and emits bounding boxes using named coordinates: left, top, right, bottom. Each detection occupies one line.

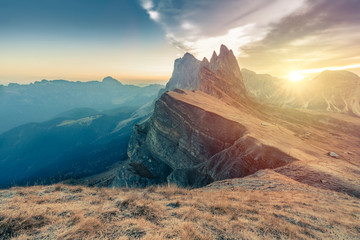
left=0, top=0, right=359, bottom=85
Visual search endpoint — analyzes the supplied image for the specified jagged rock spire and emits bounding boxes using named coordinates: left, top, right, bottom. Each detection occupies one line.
left=210, top=51, right=217, bottom=62
left=165, top=52, right=201, bottom=91
left=165, top=45, right=246, bottom=100
left=219, top=44, right=230, bottom=56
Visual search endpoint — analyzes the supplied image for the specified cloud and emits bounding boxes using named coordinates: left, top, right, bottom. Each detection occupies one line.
left=139, top=0, right=305, bottom=59
left=249, top=0, right=360, bottom=48
left=141, top=0, right=153, bottom=10
left=167, top=24, right=264, bottom=58
left=240, top=0, right=360, bottom=77
left=139, top=0, right=360, bottom=78
left=140, top=0, right=160, bottom=21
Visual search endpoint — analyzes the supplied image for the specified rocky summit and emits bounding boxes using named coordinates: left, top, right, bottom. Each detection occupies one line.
left=165, top=44, right=247, bottom=104
left=84, top=46, right=359, bottom=200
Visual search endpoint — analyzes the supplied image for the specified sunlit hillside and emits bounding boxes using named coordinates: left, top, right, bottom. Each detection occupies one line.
left=1, top=174, right=359, bottom=240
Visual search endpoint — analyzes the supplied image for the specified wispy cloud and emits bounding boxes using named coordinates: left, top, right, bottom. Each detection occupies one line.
left=139, top=0, right=305, bottom=59
left=140, top=0, right=360, bottom=78
left=140, top=0, right=161, bottom=22
left=166, top=24, right=263, bottom=58
left=240, top=0, right=360, bottom=77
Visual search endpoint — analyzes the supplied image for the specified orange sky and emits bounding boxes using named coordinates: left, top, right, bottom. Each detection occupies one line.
left=1, top=0, right=359, bottom=85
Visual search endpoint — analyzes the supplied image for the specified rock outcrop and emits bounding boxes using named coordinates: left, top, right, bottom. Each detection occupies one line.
left=165, top=44, right=246, bottom=104
left=165, top=53, right=202, bottom=91
left=106, top=45, right=253, bottom=187
left=103, top=45, right=360, bottom=191
left=112, top=89, right=296, bottom=188
left=109, top=42, right=304, bottom=187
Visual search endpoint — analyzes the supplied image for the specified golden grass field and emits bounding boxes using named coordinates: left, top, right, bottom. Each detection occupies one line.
left=1, top=177, right=359, bottom=240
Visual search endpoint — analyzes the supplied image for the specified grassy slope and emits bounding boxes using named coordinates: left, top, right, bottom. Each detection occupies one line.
left=0, top=172, right=359, bottom=240
left=1, top=90, right=360, bottom=239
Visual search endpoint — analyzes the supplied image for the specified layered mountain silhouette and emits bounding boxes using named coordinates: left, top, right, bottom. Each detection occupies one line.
left=86, top=45, right=360, bottom=199
left=0, top=80, right=162, bottom=188
left=0, top=77, right=162, bottom=134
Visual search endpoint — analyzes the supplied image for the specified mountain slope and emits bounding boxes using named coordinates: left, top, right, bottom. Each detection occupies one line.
left=0, top=108, right=135, bottom=188
left=89, top=45, right=360, bottom=200
left=0, top=80, right=163, bottom=188
left=242, top=69, right=360, bottom=116
left=1, top=179, right=359, bottom=239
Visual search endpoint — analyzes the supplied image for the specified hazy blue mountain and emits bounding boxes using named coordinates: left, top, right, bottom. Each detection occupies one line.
left=0, top=77, right=163, bottom=133
left=54, top=107, right=100, bottom=119
left=0, top=105, right=146, bottom=188
left=0, top=78, right=162, bottom=188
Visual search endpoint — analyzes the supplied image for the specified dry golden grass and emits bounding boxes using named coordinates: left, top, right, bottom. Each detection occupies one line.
left=0, top=183, right=359, bottom=240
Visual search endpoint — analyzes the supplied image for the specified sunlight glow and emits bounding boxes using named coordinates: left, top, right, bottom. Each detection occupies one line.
left=299, top=63, right=360, bottom=74
left=289, top=72, right=304, bottom=82
left=286, top=63, right=360, bottom=82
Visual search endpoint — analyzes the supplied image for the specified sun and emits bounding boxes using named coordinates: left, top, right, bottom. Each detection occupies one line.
left=289, top=71, right=304, bottom=82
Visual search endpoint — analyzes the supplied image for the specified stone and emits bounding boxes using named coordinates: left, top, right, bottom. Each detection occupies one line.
left=328, top=152, right=339, bottom=158
left=167, top=202, right=180, bottom=208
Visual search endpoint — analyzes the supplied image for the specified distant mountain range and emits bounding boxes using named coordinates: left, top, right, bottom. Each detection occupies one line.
left=242, top=69, right=360, bottom=117
left=0, top=78, right=162, bottom=188
left=0, top=77, right=162, bottom=134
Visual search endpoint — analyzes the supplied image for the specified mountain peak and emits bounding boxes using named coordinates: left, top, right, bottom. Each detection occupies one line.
left=201, top=57, right=210, bottom=68
left=209, top=45, right=242, bottom=78
left=219, top=44, right=230, bottom=55
left=183, top=52, right=196, bottom=60
left=202, top=57, right=209, bottom=64
left=313, top=70, right=360, bottom=86
left=316, top=70, right=359, bottom=79
left=210, top=51, right=218, bottom=62
left=102, top=76, right=122, bottom=85
left=165, top=52, right=201, bottom=91
left=165, top=45, right=246, bottom=101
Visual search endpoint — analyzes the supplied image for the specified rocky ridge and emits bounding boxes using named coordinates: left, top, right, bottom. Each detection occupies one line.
left=85, top=46, right=360, bottom=198
left=105, top=45, right=256, bottom=187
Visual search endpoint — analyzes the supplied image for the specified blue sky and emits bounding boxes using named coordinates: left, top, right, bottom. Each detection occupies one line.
left=0, top=0, right=161, bottom=40
left=0, top=0, right=181, bottom=84
left=1, top=0, right=359, bottom=84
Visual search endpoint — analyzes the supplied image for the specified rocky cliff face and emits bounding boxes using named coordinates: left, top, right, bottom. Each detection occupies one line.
left=86, top=46, right=360, bottom=196
left=106, top=46, right=300, bottom=188
left=165, top=53, right=202, bottom=91
left=112, top=89, right=295, bottom=188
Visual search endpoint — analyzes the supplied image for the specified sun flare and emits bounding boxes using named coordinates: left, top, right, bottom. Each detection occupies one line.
left=289, top=72, right=304, bottom=82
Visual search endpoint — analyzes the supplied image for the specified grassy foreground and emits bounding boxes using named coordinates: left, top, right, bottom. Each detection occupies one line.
left=0, top=183, right=359, bottom=240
